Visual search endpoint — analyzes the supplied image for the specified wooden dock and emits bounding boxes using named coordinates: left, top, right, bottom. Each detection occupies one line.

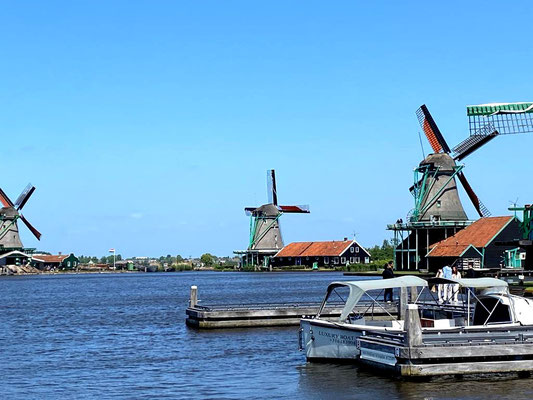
left=185, top=286, right=398, bottom=328
left=357, top=304, right=533, bottom=378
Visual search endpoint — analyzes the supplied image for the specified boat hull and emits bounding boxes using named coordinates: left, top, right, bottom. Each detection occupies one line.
left=300, top=319, right=363, bottom=361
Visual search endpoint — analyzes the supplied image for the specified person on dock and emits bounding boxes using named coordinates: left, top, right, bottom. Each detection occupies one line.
left=435, top=268, right=444, bottom=303
left=382, top=261, right=394, bottom=302
left=466, top=263, right=476, bottom=278
left=451, top=266, right=461, bottom=303
left=442, top=265, right=452, bottom=302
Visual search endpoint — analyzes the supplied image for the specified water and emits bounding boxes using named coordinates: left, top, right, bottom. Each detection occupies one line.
left=1, top=271, right=533, bottom=399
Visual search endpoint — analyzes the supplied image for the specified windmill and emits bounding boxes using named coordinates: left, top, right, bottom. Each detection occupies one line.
left=239, top=170, right=309, bottom=267
left=0, top=184, right=41, bottom=250
left=409, top=104, right=497, bottom=223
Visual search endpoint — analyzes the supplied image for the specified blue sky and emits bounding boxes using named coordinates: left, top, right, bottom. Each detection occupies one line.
left=1, top=1, right=533, bottom=257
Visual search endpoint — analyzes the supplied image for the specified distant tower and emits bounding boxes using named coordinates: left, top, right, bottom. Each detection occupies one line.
left=235, top=170, right=309, bottom=268
left=0, top=184, right=41, bottom=251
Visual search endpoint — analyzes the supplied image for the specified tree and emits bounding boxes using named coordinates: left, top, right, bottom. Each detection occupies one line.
left=200, top=253, right=214, bottom=266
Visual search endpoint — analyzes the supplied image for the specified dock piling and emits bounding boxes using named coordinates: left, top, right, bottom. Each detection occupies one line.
left=399, top=287, right=409, bottom=320
left=190, top=285, right=198, bottom=308
left=405, top=304, right=422, bottom=347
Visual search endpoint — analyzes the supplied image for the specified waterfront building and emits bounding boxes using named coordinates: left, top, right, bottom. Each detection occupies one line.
left=426, top=216, right=521, bottom=270
left=271, top=239, right=371, bottom=268
left=32, top=253, right=80, bottom=270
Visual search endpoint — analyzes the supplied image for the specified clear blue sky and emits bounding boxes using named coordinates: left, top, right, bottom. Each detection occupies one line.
left=1, top=1, right=532, bottom=257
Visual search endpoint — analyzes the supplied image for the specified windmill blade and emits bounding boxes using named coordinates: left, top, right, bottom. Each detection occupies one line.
left=452, top=130, right=498, bottom=161
left=0, top=187, right=14, bottom=208
left=467, top=102, right=533, bottom=135
left=266, top=169, right=278, bottom=205
left=278, top=205, right=310, bottom=213
left=416, top=105, right=451, bottom=154
left=15, top=184, right=36, bottom=210
left=457, top=172, right=491, bottom=218
left=19, top=213, right=42, bottom=240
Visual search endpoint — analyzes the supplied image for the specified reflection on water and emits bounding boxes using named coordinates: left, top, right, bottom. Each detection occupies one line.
left=1, top=271, right=532, bottom=399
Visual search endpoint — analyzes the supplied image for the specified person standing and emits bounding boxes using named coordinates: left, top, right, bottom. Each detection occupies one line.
left=435, top=268, right=444, bottom=303
left=442, top=265, right=452, bottom=302
left=451, top=266, right=461, bottom=302
left=382, top=261, right=394, bottom=302
left=466, top=263, right=476, bottom=278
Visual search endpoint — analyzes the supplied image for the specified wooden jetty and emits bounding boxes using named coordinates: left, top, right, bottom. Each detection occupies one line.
left=357, top=304, right=533, bottom=378
left=185, top=286, right=398, bottom=329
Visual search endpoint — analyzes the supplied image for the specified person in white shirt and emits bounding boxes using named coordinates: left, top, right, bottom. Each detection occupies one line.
left=451, top=266, right=462, bottom=303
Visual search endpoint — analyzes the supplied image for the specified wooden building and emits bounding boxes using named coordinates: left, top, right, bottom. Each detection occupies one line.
left=32, top=253, right=80, bottom=270
left=0, top=250, right=32, bottom=266
left=271, top=239, right=371, bottom=268
left=426, top=216, right=521, bottom=271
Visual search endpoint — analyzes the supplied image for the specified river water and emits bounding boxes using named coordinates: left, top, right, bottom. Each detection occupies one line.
left=1, top=271, right=532, bottom=399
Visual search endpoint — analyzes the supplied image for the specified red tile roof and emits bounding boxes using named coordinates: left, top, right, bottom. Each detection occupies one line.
left=275, top=240, right=354, bottom=257
left=428, top=216, right=514, bottom=257
left=33, top=254, right=69, bottom=263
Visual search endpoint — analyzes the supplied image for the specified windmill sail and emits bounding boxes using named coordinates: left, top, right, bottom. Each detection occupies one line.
left=416, top=105, right=451, bottom=153
left=19, top=214, right=42, bottom=240
left=0, top=188, right=14, bottom=208
left=457, top=172, right=491, bottom=218
left=468, top=102, right=533, bottom=135
left=267, top=169, right=278, bottom=206
left=15, top=184, right=35, bottom=210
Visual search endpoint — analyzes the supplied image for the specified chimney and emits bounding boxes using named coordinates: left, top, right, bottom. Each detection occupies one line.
left=58, top=251, right=62, bottom=255
left=343, top=237, right=348, bottom=241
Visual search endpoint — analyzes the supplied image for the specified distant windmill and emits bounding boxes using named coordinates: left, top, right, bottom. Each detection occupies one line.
left=0, top=184, right=41, bottom=249
left=409, top=105, right=497, bottom=222
left=244, top=170, right=309, bottom=255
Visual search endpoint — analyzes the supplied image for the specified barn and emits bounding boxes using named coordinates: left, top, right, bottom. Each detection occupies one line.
left=426, top=216, right=521, bottom=271
left=270, top=239, right=371, bottom=268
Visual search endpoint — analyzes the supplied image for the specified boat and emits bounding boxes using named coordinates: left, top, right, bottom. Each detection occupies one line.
left=299, top=276, right=428, bottom=361
left=356, top=277, right=533, bottom=377
left=299, top=276, right=533, bottom=363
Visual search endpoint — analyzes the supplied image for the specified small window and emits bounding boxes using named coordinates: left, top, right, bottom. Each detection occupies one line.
left=324, top=257, right=329, bottom=264
left=341, top=257, right=346, bottom=264
left=334, top=257, right=339, bottom=264
left=355, top=247, right=359, bottom=253
left=350, top=257, right=355, bottom=263
left=67, top=261, right=71, bottom=267
left=365, top=257, right=369, bottom=263
left=350, top=247, right=354, bottom=253
left=355, top=257, right=360, bottom=263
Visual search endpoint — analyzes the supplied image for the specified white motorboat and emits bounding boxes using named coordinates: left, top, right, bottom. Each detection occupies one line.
left=300, top=276, right=533, bottom=362
left=299, top=276, right=427, bottom=361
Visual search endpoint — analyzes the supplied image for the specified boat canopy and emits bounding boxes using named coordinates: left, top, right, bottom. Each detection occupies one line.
left=331, top=276, right=428, bottom=321
left=427, top=277, right=508, bottom=288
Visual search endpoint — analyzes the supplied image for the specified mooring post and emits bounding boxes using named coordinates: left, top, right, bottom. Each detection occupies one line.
left=405, top=304, right=423, bottom=347
left=410, top=286, right=418, bottom=303
left=399, top=287, right=408, bottom=320
left=190, top=285, right=198, bottom=308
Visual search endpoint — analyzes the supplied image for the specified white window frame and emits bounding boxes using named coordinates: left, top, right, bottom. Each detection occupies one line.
left=355, top=257, right=360, bottom=263
left=350, top=257, right=355, bottom=263
left=341, top=257, right=346, bottom=264
left=365, top=257, right=370, bottom=263
left=334, top=257, right=339, bottom=264
left=355, top=247, right=359, bottom=253
left=324, top=256, right=329, bottom=264
left=350, top=247, right=354, bottom=253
